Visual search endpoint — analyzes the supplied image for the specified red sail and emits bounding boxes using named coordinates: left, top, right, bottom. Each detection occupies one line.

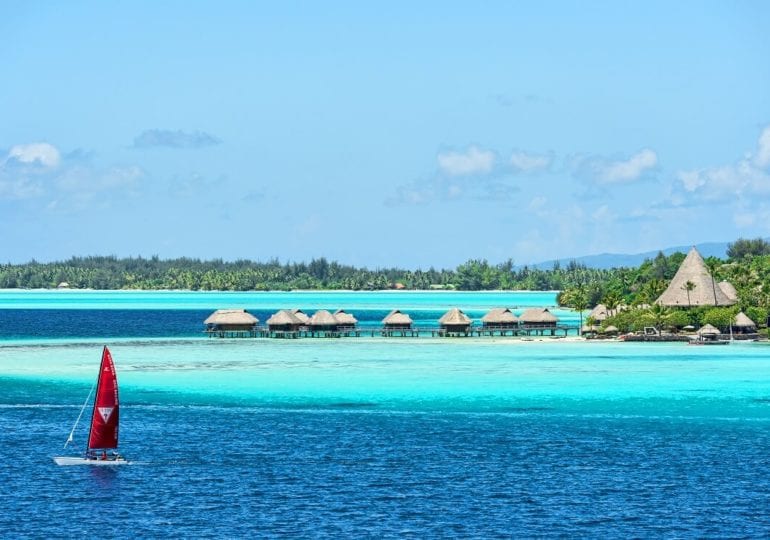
left=87, top=347, right=119, bottom=450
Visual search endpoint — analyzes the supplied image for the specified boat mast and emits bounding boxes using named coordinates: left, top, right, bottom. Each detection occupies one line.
left=84, top=346, right=107, bottom=457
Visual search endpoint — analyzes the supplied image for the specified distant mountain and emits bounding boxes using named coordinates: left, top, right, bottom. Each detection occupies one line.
left=529, top=241, right=731, bottom=270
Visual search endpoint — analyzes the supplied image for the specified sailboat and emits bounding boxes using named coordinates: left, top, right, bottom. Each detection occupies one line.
left=53, top=346, right=129, bottom=466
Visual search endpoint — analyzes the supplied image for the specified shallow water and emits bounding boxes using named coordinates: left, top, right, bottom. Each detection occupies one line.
left=2, top=291, right=770, bottom=537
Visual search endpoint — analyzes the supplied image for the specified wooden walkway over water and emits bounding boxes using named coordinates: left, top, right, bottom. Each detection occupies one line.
left=205, top=324, right=572, bottom=339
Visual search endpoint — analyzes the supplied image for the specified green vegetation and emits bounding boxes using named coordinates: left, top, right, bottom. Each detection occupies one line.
left=2, top=237, right=769, bottom=335
left=0, top=256, right=611, bottom=292
left=558, top=237, right=770, bottom=332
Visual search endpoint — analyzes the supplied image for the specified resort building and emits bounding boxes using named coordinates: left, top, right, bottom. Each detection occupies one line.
left=266, top=309, right=304, bottom=332
left=588, top=304, right=609, bottom=324
left=308, top=309, right=339, bottom=331
left=334, top=309, right=358, bottom=329
left=382, top=309, right=413, bottom=330
left=204, top=309, right=259, bottom=337
left=291, top=309, right=310, bottom=325
left=438, top=308, right=472, bottom=336
left=519, top=308, right=559, bottom=335
left=481, top=308, right=518, bottom=330
left=655, top=247, right=737, bottom=307
left=733, top=312, right=757, bottom=334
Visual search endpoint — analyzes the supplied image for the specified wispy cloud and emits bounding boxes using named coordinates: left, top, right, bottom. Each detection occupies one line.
left=675, top=126, right=770, bottom=201
left=437, top=146, right=496, bottom=176
left=509, top=150, right=552, bottom=173
left=0, top=141, right=145, bottom=208
left=4, top=142, right=61, bottom=169
left=752, top=125, right=770, bottom=169
left=573, top=149, right=658, bottom=184
left=132, top=129, right=222, bottom=149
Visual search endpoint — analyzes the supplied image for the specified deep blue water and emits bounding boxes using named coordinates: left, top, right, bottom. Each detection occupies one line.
left=4, top=390, right=770, bottom=537
left=2, top=291, right=770, bottom=537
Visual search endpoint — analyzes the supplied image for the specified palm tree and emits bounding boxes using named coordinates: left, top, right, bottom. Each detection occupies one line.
left=705, top=258, right=721, bottom=306
left=648, top=304, right=670, bottom=335
left=682, top=280, right=696, bottom=308
left=602, top=291, right=622, bottom=317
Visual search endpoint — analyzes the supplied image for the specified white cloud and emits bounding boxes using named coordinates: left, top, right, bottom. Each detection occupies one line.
left=676, top=157, right=770, bottom=200
left=509, top=150, right=551, bottom=173
left=6, top=142, right=61, bottom=168
left=437, top=146, right=495, bottom=176
left=570, top=148, right=658, bottom=185
left=596, top=149, right=657, bottom=184
left=754, top=125, right=770, bottom=169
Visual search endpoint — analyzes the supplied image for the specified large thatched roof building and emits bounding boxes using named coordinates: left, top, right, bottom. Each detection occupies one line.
left=204, top=309, right=259, bottom=331
left=655, top=247, right=737, bottom=307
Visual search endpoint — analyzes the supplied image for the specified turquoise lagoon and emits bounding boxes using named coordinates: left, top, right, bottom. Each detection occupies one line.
left=2, top=290, right=770, bottom=537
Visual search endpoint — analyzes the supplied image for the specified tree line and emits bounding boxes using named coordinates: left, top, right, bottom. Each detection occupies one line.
left=0, top=255, right=612, bottom=291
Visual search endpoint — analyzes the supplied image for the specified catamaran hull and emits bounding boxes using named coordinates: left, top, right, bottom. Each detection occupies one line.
left=53, top=456, right=130, bottom=466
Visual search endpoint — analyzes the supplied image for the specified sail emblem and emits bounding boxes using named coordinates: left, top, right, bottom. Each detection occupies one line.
left=98, top=407, right=114, bottom=422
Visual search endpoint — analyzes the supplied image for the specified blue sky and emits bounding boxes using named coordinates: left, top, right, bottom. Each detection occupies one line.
left=2, top=1, right=769, bottom=268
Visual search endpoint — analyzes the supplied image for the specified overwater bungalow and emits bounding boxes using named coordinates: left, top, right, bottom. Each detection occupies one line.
left=204, top=309, right=259, bottom=337
left=308, top=310, right=339, bottom=333
left=291, top=309, right=310, bottom=325
left=334, top=309, right=358, bottom=329
left=480, top=308, right=518, bottom=335
left=438, top=308, right=472, bottom=336
left=381, top=309, right=415, bottom=336
left=266, top=309, right=304, bottom=332
left=382, top=309, right=413, bottom=330
left=519, top=308, right=559, bottom=335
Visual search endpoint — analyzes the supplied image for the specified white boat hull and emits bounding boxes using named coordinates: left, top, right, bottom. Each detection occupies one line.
left=53, top=456, right=130, bottom=466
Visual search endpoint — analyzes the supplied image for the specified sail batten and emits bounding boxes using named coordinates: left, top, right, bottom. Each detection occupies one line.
left=87, top=347, right=119, bottom=450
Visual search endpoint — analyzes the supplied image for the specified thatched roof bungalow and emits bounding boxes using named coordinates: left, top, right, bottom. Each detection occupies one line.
left=309, top=309, right=339, bottom=330
left=266, top=309, right=303, bottom=331
left=588, top=304, right=609, bottom=323
left=697, top=323, right=720, bottom=336
left=733, top=312, right=757, bottom=333
left=382, top=309, right=413, bottom=329
left=656, top=247, right=737, bottom=307
left=291, top=309, right=310, bottom=324
left=718, top=281, right=738, bottom=303
left=519, top=308, right=558, bottom=327
left=334, top=309, right=358, bottom=328
left=204, top=309, right=259, bottom=331
left=481, top=308, right=518, bottom=328
left=438, top=308, right=472, bottom=333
